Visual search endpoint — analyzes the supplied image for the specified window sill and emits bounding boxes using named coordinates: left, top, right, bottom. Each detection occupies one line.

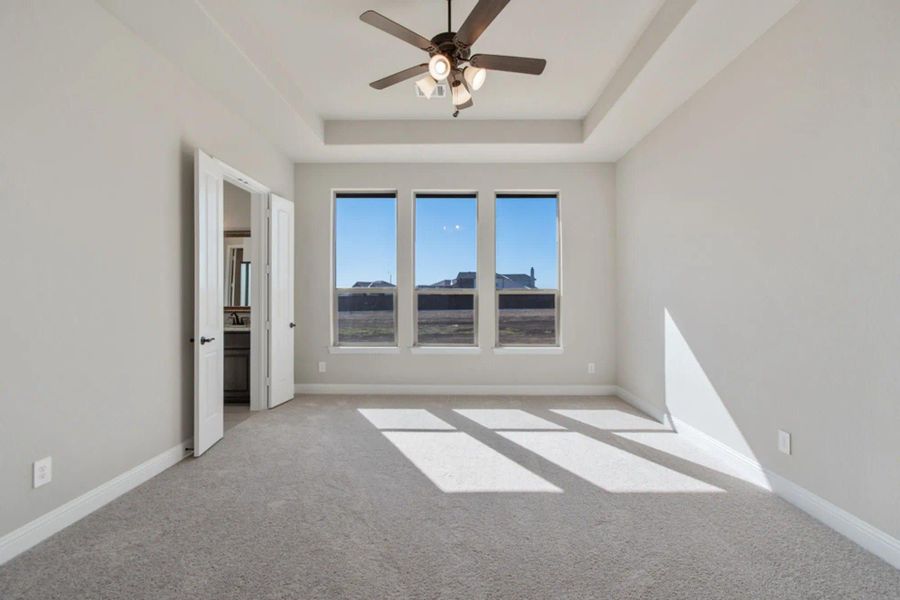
left=493, top=346, right=563, bottom=355
left=328, top=346, right=400, bottom=355
left=411, top=346, right=482, bottom=355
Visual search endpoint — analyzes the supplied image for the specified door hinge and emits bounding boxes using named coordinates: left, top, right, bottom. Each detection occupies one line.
left=266, top=377, right=271, bottom=387
left=266, top=321, right=271, bottom=331
left=266, top=264, right=271, bottom=274
left=266, top=208, right=271, bottom=217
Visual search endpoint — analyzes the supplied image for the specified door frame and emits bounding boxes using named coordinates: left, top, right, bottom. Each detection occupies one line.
left=218, top=160, right=270, bottom=411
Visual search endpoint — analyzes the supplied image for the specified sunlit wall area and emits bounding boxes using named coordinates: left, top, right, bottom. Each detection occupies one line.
left=615, top=0, right=900, bottom=537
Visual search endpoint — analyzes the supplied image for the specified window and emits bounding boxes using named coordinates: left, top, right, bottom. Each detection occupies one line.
left=333, top=193, right=397, bottom=346
left=495, top=194, right=559, bottom=346
left=414, top=193, right=478, bottom=346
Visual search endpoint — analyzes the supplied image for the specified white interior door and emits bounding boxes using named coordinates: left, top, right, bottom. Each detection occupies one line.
left=268, top=193, right=295, bottom=407
left=194, top=149, right=225, bottom=456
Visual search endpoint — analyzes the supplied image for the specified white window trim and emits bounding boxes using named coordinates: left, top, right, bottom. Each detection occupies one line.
left=494, top=192, right=562, bottom=348
left=411, top=346, right=483, bottom=355
left=493, top=346, right=564, bottom=355
left=329, top=346, right=401, bottom=355
left=332, top=190, right=399, bottom=347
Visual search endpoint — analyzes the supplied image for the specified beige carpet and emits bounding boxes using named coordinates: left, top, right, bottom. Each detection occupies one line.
left=1, top=395, right=897, bottom=599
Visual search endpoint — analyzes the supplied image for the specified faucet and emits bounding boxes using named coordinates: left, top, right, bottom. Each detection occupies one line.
left=230, top=312, right=243, bottom=326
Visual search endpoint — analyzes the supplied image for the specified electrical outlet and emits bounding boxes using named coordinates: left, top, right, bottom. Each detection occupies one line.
left=33, top=456, right=52, bottom=488
left=587, top=362, right=596, bottom=374
left=778, top=430, right=791, bottom=455
left=318, top=361, right=327, bottom=373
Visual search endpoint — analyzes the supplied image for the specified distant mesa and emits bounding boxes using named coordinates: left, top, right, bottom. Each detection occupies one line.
left=351, top=280, right=396, bottom=288
left=352, top=268, right=537, bottom=290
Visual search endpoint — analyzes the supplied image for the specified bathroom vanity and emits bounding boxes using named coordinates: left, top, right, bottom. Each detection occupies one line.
left=224, top=327, right=250, bottom=403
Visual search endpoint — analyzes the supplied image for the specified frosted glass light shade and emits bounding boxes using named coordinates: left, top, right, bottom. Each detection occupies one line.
left=451, top=83, right=472, bottom=106
left=415, top=76, right=438, bottom=99
left=464, top=66, right=486, bottom=91
left=428, top=54, right=451, bottom=81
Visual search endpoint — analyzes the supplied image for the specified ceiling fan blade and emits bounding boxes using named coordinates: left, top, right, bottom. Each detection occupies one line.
left=454, top=0, right=511, bottom=48
left=457, top=98, right=474, bottom=110
left=469, top=54, right=546, bottom=75
left=360, top=10, right=435, bottom=52
left=369, top=64, right=429, bottom=90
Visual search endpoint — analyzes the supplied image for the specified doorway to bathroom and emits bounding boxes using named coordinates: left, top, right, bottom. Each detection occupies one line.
left=223, top=181, right=253, bottom=415
left=194, top=149, right=295, bottom=456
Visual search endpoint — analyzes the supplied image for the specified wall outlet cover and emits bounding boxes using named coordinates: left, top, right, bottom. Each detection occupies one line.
left=318, top=361, right=327, bottom=373
left=587, top=362, right=596, bottom=374
left=778, top=430, right=791, bottom=455
left=33, top=456, right=52, bottom=488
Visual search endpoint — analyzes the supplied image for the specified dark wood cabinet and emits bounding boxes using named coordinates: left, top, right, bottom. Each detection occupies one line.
left=224, top=331, right=251, bottom=403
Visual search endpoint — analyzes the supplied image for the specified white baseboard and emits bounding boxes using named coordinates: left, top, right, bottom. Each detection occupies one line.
left=613, top=386, right=899, bottom=570
left=672, top=416, right=900, bottom=569
left=0, top=439, right=192, bottom=566
left=667, top=417, right=773, bottom=490
left=613, top=386, right=670, bottom=425
left=295, top=383, right=618, bottom=396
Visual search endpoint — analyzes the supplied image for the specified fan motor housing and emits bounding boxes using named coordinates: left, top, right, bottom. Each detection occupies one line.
left=430, top=31, right=469, bottom=63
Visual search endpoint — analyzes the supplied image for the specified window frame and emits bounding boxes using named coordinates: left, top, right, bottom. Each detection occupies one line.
left=332, top=191, right=399, bottom=347
left=494, top=192, right=561, bottom=348
left=412, top=191, right=479, bottom=347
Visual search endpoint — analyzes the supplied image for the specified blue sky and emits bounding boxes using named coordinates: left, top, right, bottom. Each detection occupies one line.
left=415, top=197, right=477, bottom=285
left=335, top=197, right=396, bottom=287
left=495, top=196, right=558, bottom=289
left=335, top=195, right=558, bottom=289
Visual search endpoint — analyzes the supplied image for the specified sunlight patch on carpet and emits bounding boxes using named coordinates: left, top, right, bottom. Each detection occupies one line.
left=382, top=431, right=562, bottom=493
left=499, top=432, right=723, bottom=493
left=551, top=409, right=670, bottom=431
left=454, top=409, right=565, bottom=430
left=358, top=408, right=455, bottom=430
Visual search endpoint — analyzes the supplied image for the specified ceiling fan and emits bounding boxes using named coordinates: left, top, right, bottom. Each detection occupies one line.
left=360, top=0, right=547, bottom=117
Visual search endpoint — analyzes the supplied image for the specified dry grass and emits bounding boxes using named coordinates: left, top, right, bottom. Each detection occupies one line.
left=497, top=308, right=556, bottom=345
left=336, top=308, right=556, bottom=346
left=417, top=310, right=475, bottom=345
left=337, top=311, right=394, bottom=344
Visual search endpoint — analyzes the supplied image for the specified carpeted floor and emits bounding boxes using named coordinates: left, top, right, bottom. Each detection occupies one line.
left=224, top=404, right=252, bottom=432
left=1, top=395, right=897, bottom=599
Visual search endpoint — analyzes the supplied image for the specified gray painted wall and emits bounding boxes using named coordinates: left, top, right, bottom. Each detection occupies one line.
left=0, top=0, right=293, bottom=538
left=615, top=0, right=899, bottom=537
left=224, top=182, right=252, bottom=230
left=293, top=163, right=616, bottom=388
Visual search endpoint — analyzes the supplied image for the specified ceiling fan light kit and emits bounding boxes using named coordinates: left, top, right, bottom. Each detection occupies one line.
left=415, top=75, right=439, bottom=99
left=361, top=0, right=546, bottom=117
left=428, top=54, right=452, bottom=81
left=463, top=66, right=487, bottom=91
left=451, top=79, right=472, bottom=107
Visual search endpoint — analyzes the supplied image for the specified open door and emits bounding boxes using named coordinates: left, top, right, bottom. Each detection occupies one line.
left=194, top=149, right=225, bottom=456
left=268, top=194, right=295, bottom=407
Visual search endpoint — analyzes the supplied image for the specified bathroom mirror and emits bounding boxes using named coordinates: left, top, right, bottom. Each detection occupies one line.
left=225, top=230, right=251, bottom=308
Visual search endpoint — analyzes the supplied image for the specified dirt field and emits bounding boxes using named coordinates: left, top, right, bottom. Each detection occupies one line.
left=497, top=308, right=556, bottom=345
left=337, top=311, right=394, bottom=344
left=337, top=308, right=555, bottom=346
left=417, top=310, right=475, bottom=345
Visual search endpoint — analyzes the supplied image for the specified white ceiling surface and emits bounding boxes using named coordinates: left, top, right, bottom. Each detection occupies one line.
left=204, top=0, right=665, bottom=120
left=98, top=0, right=800, bottom=162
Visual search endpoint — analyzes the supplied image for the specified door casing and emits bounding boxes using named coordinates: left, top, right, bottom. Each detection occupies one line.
left=201, top=154, right=292, bottom=414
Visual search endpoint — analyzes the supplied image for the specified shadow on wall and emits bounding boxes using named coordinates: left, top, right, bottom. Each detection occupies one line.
left=664, top=308, right=767, bottom=485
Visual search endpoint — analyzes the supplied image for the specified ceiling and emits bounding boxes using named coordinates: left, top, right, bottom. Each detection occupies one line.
left=98, top=0, right=801, bottom=162
left=202, top=0, right=665, bottom=120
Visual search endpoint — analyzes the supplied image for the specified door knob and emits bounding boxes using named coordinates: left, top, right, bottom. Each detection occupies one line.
left=200, top=336, right=216, bottom=345
left=289, top=322, right=296, bottom=328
